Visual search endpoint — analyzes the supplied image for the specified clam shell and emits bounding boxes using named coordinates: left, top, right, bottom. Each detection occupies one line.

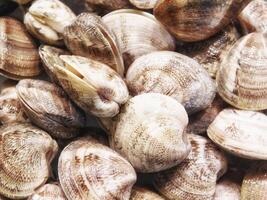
left=102, top=9, right=175, bottom=69
left=238, top=0, right=267, bottom=33
left=207, top=109, right=267, bottom=160
left=216, top=32, right=267, bottom=110
left=28, top=183, right=67, bottom=200
left=214, top=176, right=241, bottom=200
left=0, top=17, right=41, bottom=80
left=130, top=186, right=165, bottom=200
left=129, top=0, right=158, bottom=9
left=63, top=13, right=124, bottom=76
left=126, top=51, right=216, bottom=114
left=85, top=0, right=130, bottom=11
left=109, top=93, right=191, bottom=173
left=16, top=79, right=85, bottom=139
left=58, top=137, right=137, bottom=200
left=0, top=123, right=58, bottom=199
left=153, top=134, right=228, bottom=200
left=154, top=0, right=243, bottom=42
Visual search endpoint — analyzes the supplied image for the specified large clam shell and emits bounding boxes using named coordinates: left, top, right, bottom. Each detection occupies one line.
left=216, top=32, right=267, bottom=110
left=63, top=13, right=124, bottom=76
left=153, top=134, right=228, bottom=200
left=126, top=51, right=216, bottom=114
left=16, top=79, right=85, bottom=139
left=130, top=186, right=165, bottom=200
left=154, top=0, right=243, bottom=42
left=0, top=17, right=41, bottom=80
left=28, top=182, right=67, bottom=200
left=109, top=93, right=191, bottom=173
left=58, top=136, right=137, bottom=200
left=207, top=109, right=267, bottom=160
left=102, top=9, right=175, bottom=69
left=129, top=0, right=158, bottom=9
left=0, top=123, right=58, bottom=199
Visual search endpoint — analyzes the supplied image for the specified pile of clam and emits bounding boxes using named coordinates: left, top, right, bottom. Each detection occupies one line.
left=0, top=0, right=266, bottom=199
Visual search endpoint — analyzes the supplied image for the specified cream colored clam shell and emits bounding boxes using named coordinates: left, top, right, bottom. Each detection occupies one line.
left=129, top=0, right=158, bottom=9
left=109, top=93, right=191, bottom=173
left=58, top=137, right=137, bottom=200
left=207, top=109, right=267, bottom=160
left=126, top=51, right=216, bottom=114
left=214, top=177, right=241, bottom=200
left=153, top=134, right=228, bottom=200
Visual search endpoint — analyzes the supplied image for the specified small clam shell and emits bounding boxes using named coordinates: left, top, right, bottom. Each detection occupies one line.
left=154, top=0, right=243, bottom=42
left=63, top=13, right=124, bottom=76
left=238, top=0, right=267, bottom=33
left=153, top=134, right=228, bottom=200
left=109, top=93, right=191, bottom=173
left=129, top=0, right=158, bottom=9
left=214, top=176, right=241, bottom=200
left=102, top=9, right=175, bottom=69
left=24, top=0, right=76, bottom=45
left=58, top=137, right=137, bottom=200
left=0, top=122, right=58, bottom=199
left=126, top=51, right=216, bottom=114
left=207, top=109, right=267, bottom=160
left=16, top=79, right=85, bottom=139
left=85, top=0, right=130, bottom=11
left=216, top=32, right=267, bottom=110
left=130, top=186, right=165, bottom=200
left=28, top=182, right=67, bottom=200
left=0, top=17, right=41, bottom=80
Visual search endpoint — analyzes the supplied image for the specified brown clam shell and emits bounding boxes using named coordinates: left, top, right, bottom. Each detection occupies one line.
left=85, top=0, right=131, bottom=11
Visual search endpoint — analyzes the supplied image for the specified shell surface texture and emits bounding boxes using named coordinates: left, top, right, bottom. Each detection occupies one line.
left=16, top=79, right=85, bottom=139
left=129, top=0, right=158, bottom=9
left=58, top=136, right=137, bottom=200
left=85, top=0, right=131, bottom=11
left=153, top=134, right=228, bottom=200
left=109, top=93, right=191, bottom=173
left=130, top=186, right=165, bottom=200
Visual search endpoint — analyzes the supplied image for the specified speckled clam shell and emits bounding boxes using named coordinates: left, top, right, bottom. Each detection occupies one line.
left=207, top=109, right=267, bottom=160
left=126, top=51, right=216, bottom=114
left=58, top=137, right=137, bottom=200
left=130, top=187, right=165, bottom=200
left=102, top=9, right=175, bottom=69
left=0, top=17, right=41, bottom=80
left=28, top=183, right=67, bottom=200
left=129, top=0, right=158, bottom=9
left=153, top=134, right=228, bottom=200
left=238, top=0, right=267, bottom=33
left=63, top=13, right=124, bottom=76
left=214, top=176, right=241, bottom=200
left=241, top=162, right=267, bottom=200
left=16, top=79, right=85, bottom=139
left=0, top=123, right=58, bottom=199
left=109, top=93, right=191, bottom=173
left=216, top=32, right=267, bottom=110
left=154, top=0, right=243, bottom=42
left=85, top=0, right=130, bottom=11
left=178, top=25, right=240, bottom=78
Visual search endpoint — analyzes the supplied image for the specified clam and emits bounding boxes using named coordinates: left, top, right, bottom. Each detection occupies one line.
left=241, top=162, right=267, bottom=200
left=217, top=32, right=267, bottom=110
left=102, top=9, right=175, bottom=69
left=0, top=122, right=58, bottom=199
left=153, top=134, right=228, bottom=200
left=109, top=93, right=191, bottom=173
left=130, top=186, right=165, bottom=200
left=85, top=0, right=130, bottom=11
left=58, top=136, right=137, bottom=200
left=24, top=0, right=76, bottom=45
left=177, top=25, right=240, bottom=78
left=16, top=79, right=85, bottom=139
left=0, top=17, right=41, bottom=80
left=238, top=0, right=267, bottom=34
left=63, top=13, right=124, bottom=76
left=129, top=0, right=158, bottom=9
left=39, top=46, right=129, bottom=117
left=207, top=109, right=267, bottom=160
left=126, top=51, right=216, bottom=114
left=154, top=0, right=244, bottom=42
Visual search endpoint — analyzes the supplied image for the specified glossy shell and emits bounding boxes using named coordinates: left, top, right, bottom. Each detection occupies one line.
left=109, top=93, right=191, bottom=173
left=217, top=32, right=267, bottom=110
left=0, top=123, right=58, bottom=199
left=63, top=13, right=124, bottom=76
left=154, top=0, right=243, bottom=42
left=126, top=51, right=216, bottom=114
left=16, top=79, right=85, bottom=139
left=129, top=0, right=158, bottom=9
left=103, top=9, right=175, bottom=68
left=153, top=134, right=228, bottom=200
left=58, top=137, right=137, bottom=200
left=208, top=109, right=267, bottom=160
left=130, top=187, right=165, bottom=200
left=0, top=17, right=41, bottom=80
